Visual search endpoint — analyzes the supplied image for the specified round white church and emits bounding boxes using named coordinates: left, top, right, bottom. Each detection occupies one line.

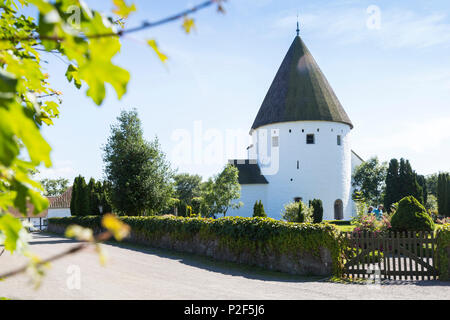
left=229, top=33, right=363, bottom=221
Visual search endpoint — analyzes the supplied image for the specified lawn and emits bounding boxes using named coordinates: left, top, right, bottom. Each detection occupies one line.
left=323, top=220, right=355, bottom=233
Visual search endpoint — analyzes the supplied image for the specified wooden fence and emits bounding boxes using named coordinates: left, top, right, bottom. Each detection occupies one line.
left=341, top=231, right=439, bottom=280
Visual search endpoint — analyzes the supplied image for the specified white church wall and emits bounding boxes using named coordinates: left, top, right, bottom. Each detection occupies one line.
left=229, top=184, right=268, bottom=218
left=248, top=120, right=353, bottom=220
left=350, top=151, right=365, bottom=216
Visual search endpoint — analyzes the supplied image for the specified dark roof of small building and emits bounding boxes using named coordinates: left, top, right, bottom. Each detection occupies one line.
left=252, top=36, right=353, bottom=130
left=48, top=186, right=72, bottom=209
left=229, top=160, right=268, bottom=184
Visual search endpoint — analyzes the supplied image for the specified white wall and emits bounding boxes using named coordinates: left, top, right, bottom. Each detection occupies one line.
left=237, top=121, right=353, bottom=220
left=48, top=208, right=71, bottom=218
left=229, top=184, right=268, bottom=217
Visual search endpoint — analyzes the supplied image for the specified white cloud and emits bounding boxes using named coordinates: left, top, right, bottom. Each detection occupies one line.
left=270, top=7, right=450, bottom=49
left=360, top=117, right=450, bottom=153
left=36, top=160, right=76, bottom=180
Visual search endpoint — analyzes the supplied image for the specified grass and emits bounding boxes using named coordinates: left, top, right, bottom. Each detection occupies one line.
left=334, top=224, right=356, bottom=232
left=323, top=220, right=355, bottom=233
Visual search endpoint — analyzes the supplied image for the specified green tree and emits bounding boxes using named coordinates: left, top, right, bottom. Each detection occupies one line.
left=87, top=178, right=100, bottom=215
left=70, top=176, right=80, bottom=216
left=39, top=178, right=69, bottom=196
left=352, top=157, right=387, bottom=204
left=103, top=110, right=174, bottom=216
left=201, top=164, right=242, bottom=217
left=77, top=177, right=90, bottom=216
left=310, top=199, right=324, bottom=223
left=384, top=159, right=401, bottom=212
left=384, top=158, right=424, bottom=211
left=173, top=173, right=202, bottom=205
left=398, top=159, right=423, bottom=204
left=437, top=172, right=450, bottom=217
left=426, top=173, right=439, bottom=197
left=253, top=200, right=267, bottom=218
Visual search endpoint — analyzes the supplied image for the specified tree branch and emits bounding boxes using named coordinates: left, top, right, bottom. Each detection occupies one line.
left=0, top=0, right=221, bottom=42
left=0, top=231, right=112, bottom=280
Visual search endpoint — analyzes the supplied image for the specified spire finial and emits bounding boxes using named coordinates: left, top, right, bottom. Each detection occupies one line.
left=296, top=13, right=300, bottom=36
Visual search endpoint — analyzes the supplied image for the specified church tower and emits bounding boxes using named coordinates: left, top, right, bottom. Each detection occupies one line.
left=230, top=30, right=360, bottom=220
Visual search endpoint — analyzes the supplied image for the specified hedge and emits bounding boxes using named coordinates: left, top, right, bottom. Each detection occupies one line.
left=437, top=224, right=450, bottom=281
left=48, top=215, right=345, bottom=276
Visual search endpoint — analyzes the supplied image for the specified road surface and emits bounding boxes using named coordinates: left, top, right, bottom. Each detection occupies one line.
left=0, top=233, right=449, bottom=300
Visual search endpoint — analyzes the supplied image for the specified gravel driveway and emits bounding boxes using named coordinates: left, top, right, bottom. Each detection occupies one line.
left=0, top=233, right=449, bottom=300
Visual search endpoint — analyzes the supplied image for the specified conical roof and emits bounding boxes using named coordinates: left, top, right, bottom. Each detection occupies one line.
left=251, top=36, right=353, bottom=130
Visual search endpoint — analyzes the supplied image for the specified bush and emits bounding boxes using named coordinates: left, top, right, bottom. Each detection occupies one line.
left=310, top=199, right=323, bottom=223
left=390, top=196, right=435, bottom=232
left=253, top=200, right=267, bottom=218
left=281, top=201, right=312, bottom=223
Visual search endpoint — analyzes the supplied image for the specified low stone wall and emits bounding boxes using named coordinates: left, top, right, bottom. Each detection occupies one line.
left=48, top=216, right=340, bottom=276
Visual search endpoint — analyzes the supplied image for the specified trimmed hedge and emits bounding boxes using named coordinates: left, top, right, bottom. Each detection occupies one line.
left=391, top=196, right=435, bottom=232
left=48, top=215, right=345, bottom=276
left=437, top=224, right=450, bottom=281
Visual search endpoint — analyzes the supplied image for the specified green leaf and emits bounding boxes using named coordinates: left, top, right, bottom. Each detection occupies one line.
left=0, top=213, right=23, bottom=253
left=65, top=64, right=82, bottom=89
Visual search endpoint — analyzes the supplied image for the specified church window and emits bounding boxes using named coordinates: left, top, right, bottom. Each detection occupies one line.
left=337, top=135, right=342, bottom=146
left=297, top=160, right=299, bottom=169
left=302, top=129, right=304, bottom=133
left=272, top=136, right=279, bottom=147
left=306, top=134, right=315, bottom=144
left=289, top=129, right=291, bottom=133
left=317, top=128, right=320, bottom=132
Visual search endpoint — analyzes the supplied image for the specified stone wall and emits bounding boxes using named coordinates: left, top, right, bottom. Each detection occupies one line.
left=47, top=223, right=334, bottom=276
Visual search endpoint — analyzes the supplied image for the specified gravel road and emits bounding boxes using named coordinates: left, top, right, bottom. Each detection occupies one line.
left=0, top=233, right=449, bottom=300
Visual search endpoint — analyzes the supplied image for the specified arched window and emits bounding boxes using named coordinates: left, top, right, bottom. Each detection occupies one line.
left=334, top=199, right=343, bottom=220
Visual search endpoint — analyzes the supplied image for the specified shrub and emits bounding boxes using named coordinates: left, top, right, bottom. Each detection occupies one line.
left=253, top=200, right=267, bottom=218
left=282, top=201, right=311, bottom=223
left=390, top=196, right=435, bottom=232
left=310, top=199, right=323, bottom=223
left=351, top=213, right=392, bottom=234
left=297, top=202, right=305, bottom=223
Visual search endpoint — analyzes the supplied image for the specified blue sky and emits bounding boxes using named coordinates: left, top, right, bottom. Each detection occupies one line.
left=37, top=0, right=450, bottom=182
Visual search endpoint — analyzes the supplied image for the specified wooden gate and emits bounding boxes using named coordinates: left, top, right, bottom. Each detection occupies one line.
left=342, top=231, right=438, bottom=280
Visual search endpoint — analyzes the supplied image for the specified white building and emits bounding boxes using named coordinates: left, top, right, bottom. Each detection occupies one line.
left=47, top=186, right=72, bottom=219
left=229, top=33, right=363, bottom=221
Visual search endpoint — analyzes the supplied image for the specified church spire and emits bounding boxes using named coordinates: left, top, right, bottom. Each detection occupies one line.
left=296, top=14, right=300, bottom=36
left=251, top=35, right=353, bottom=130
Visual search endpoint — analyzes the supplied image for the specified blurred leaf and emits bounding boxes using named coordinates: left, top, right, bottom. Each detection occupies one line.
left=182, top=16, right=195, bottom=34
left=0, top=213, right=23, bottom=253
left=112, top=0, right=136, bottom=18
left=65, top=225, right=94, bottom=242
left=147, top=39, right=168, bottom=63
left=102, top=214, right=130, bottom=241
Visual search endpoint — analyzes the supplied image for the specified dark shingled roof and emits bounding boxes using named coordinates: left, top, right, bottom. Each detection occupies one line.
left=229, top=160, right=268, bottom=184
left=252, top=36, right=353, bottom=130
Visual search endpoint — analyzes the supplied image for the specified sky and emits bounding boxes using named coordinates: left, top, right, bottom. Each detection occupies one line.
left=36, top=0, right=450, bottom=182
